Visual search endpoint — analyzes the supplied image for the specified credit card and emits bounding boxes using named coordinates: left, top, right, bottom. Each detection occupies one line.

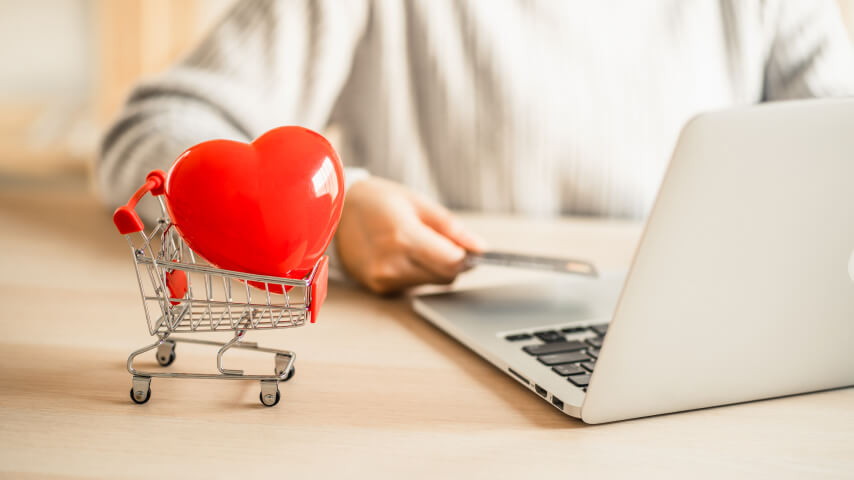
left=464, top=251, right=598, bottom=277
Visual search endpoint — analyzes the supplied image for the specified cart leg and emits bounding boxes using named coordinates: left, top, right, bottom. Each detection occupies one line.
left=259, top=380, right=280, bottom=407
left=130, top=376, right=152, bottom=404
left=275, top=353, right=296, bottom=382
left=156, top=340, right=176, bottom=366
left=217, top=330, right=246, bottom=375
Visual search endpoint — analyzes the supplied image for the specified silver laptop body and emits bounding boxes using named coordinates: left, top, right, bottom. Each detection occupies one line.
left=412, top=99, right=854, bottom=423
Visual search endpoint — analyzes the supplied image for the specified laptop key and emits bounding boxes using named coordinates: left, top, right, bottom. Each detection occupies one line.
left=586, top=337, right=603, bottom=349
left=560, top=326, right=587, bottom=334
left=534, top=330, right=565, bottom=343
left=505, top=333, right=532, bottom=341
left=537, top=351, right=589, bottom=366
left=523, top=340, right=586, bottom=356
left=552, top=364, right=585, bottom=376
left=590, top=324, right=609, bottom=336
left=568, top=374, right=591, bottom=387
left=581, top=361, right=596, bottom=372
left=587, top=347, right=601, bottom=359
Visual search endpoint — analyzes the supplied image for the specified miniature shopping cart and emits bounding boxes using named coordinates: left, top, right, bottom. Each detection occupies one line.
left=113, top=170, right=329, bottom=407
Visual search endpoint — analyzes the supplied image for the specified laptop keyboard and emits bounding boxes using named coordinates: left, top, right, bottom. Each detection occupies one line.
left=505, top=323, right=608, bottom=391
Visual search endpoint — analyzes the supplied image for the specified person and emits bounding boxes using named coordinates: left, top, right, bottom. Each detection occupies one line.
left=98, top=0, right=854, bottom=293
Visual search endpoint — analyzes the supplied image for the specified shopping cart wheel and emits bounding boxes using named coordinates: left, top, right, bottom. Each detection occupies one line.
left=283, top=366, right=296, bottom=382
left=130, top=387, right=151, bottom=404
left=260, top=380, right=280, bottom=407
left=259, top=390, right=280, bottom=407
left=130, top=376, right=152, bottom=404
left=156, top=340, right=176, bottom=367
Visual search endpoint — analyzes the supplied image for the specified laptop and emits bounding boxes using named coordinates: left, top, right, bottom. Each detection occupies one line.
left=412, top=99, right=854, bottom=424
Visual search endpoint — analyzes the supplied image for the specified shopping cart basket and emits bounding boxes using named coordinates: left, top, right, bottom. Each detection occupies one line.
left=113, top=170, right=329, bottom=407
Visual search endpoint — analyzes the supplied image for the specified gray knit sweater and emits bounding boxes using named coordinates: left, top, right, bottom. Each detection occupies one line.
left=99, top=0, right=854, bottom=222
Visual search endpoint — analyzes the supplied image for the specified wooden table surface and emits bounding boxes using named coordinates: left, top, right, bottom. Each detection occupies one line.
left=0, top=182, right=852, bottom=479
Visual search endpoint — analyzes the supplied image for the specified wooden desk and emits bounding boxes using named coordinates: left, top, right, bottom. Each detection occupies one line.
left=0, top=184, right=851, bottom=479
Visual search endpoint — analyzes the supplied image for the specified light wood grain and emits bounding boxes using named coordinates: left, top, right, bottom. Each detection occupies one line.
left=0, top=184, right=852, bottom=479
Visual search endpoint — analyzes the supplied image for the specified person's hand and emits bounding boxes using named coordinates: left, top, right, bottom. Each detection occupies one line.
left=336, top=177, right=486, bottom=294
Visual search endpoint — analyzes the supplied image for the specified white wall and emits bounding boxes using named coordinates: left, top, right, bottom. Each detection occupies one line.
left=0, top=0, right=236, bottom=104
left=0, top=0, right=237, bottom=173
left=0, top=0, right=93, bottom=102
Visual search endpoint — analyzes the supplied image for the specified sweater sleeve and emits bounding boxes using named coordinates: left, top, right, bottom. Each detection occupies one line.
left=763, top=0, right=854, bottom=100
left=97, top=0, right=371, bottom=222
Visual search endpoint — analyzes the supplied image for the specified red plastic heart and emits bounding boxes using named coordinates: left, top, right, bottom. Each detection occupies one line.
left=163, top=126, right=344, bottom=293
left=165, top=261, right=188, bottom=306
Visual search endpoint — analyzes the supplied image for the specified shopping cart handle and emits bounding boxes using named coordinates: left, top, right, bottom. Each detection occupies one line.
left=113, top=170, right=167, bottom=235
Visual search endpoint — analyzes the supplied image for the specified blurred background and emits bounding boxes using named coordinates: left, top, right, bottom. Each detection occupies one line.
left=0, top=0, right=234, bottom=187
left=1, top=0, right=854, bottom=190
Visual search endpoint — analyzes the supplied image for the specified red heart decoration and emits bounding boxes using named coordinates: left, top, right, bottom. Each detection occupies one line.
left=163, top=126, right=344, bottom=292
left=165, top=261, right=188, bottom=305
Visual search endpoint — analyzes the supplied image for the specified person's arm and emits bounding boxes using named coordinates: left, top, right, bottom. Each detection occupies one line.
left=763, top=0, right=854, bottom=100
left=98, top=0, right=371, bottom=221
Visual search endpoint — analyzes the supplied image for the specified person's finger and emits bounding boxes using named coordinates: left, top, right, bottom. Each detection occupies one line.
left=366, top=253, right=451, bottom=294
left=400, top=256, right=455, bottom=288
left=447, top=219, right=488, bottom=253
left=410, top=194, right=488, bottom=252
left=406, top=221, right=468, bottom=279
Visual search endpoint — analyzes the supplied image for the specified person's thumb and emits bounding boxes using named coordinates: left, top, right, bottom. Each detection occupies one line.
left=412, top=195, right=488, bottom=253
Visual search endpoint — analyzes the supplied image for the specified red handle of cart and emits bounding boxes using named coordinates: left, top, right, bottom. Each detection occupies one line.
left=112, top=169, right=167, bottom=235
